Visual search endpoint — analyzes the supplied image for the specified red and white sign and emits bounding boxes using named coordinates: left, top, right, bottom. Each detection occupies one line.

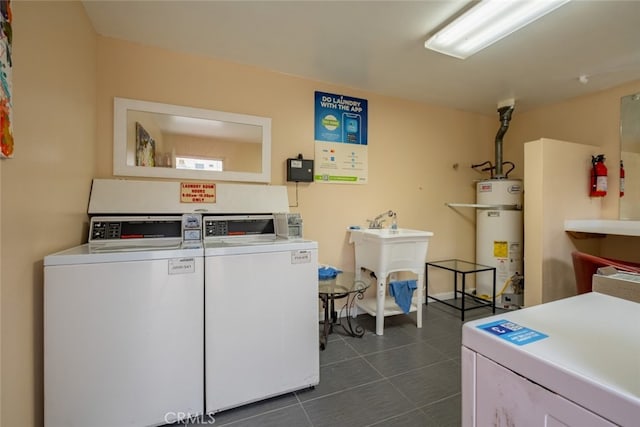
left=180, top=182, right=216, bottom=203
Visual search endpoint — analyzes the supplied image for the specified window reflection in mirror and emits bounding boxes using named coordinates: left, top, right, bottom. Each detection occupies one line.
left=114, top=98, right=271, bottom=183
left=620, top=93, right=640, bottom=220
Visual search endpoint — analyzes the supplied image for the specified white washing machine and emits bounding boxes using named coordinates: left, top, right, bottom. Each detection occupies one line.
left=44, top=214, right=204, bottom=427
left=462, top=292, right=640, bottom=426
left=203, top=214, right=319, bottom=414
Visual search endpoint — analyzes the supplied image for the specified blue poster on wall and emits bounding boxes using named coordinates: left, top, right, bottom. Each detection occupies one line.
left=314, top=91, right=369, bottom=184
left=314, top=91, right=368, bottom=145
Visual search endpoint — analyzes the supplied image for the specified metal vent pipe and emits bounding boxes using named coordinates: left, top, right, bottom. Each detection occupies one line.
left=494, top=103, right=515, bottom=179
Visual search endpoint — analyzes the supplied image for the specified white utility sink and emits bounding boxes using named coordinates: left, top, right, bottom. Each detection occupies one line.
left=349, top=227, right=434, bottom=335
left=349, top=228, right=433, bottom=273
left=350, top=227, right=432, bottom=240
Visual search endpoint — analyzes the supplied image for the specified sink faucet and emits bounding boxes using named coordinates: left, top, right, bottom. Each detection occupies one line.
left=367, top=210, right=395, bottom=229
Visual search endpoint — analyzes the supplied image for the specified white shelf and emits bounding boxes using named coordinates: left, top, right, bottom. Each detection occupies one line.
left=564, top=219, right=640, bottom=237
left=356, top=296, right=418, bottom=317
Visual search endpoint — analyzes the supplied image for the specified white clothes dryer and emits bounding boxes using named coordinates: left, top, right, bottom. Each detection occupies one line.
left=44, top=215, right=204, bottom=427
left=202, top=215, right=319, bottom=414
left=462, top=292, right=640, bottom=427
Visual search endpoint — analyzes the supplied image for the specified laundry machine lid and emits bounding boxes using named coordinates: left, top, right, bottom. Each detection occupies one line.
left=204, top=238, right=317, bottom=256
left=45, top=215, right=204, bottom=266
left=44, top=241, right=203, bottom=266
left=463, top=292, right=640, bottom=426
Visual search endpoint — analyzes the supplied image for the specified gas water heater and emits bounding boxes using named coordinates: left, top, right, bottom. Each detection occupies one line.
left=475, top=179, right=523, bottom=301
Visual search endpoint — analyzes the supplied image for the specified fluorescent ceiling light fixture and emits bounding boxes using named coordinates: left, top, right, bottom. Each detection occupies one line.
left=425, top=0, right=570, bottom=59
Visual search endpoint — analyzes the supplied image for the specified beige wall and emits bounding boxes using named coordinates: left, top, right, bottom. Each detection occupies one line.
left=507, top=80, right=640, bottom=217
left=3, top=2, right=640, bottom=426
left=0, top=9, right=496, bottom=425
left=1, top=2, right=97, bottom=426
left=96, top=37, right=496, bottom=275
left=509, top=80, right=640, bottom=266
left=511, top=81, right=640, bottom=306
left=524, top=139, right=603, bottom=306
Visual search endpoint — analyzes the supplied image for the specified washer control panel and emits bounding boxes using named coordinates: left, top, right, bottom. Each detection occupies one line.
left=203, top=215, right=275, bottom=238
left=89, top=214, right=202, bottom=243
left=90, top=221, right=124, bottom=240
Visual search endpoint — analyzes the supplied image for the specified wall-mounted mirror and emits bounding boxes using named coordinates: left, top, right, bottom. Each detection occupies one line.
left=113, top=97, right=271, bottom=183
left=620, top=93, right=640, bottom=220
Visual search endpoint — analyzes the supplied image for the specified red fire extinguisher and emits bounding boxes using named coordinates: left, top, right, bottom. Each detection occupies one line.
left=590, top=154, right=608, bottom=197
left=620, top=160, right=625, bottom=198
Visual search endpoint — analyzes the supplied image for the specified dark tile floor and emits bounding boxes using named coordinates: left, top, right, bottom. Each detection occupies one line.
left=189, top=301, right=503, bottom=427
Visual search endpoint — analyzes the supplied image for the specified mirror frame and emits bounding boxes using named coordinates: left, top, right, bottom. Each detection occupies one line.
left=619, top=92, right=640, bottom=220
left=113, top=97, right=272, bottom=183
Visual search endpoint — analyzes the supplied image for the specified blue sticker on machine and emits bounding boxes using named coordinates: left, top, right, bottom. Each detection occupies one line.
left=477, top=319, right=548, bottom=346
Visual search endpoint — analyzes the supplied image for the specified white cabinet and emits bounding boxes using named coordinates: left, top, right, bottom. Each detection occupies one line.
left=462, top=293, right=640, bottom=427
left=463, top=348, right=615, bottom=427
left=204, top=243, right=319, bottom=414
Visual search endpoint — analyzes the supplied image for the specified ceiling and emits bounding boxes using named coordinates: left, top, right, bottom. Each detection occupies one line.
left=82, top=0, right=640, bottom=116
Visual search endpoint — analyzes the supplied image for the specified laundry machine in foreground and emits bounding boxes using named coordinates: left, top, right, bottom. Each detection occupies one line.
left=462, top=292, right=640, bottom=426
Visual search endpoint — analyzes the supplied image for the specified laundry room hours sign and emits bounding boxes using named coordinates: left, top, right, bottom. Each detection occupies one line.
left=180, top=182, right=216, bottom=203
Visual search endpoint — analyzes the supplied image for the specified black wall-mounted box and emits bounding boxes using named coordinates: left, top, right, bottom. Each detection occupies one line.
left=286, top=158, right=314, bottom=182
